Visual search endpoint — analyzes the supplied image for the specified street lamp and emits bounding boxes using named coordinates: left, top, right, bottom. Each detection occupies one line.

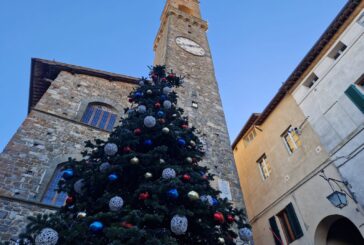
left=326, top=191, right=348, bottom=209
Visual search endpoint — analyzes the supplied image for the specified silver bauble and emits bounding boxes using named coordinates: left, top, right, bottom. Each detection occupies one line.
left=170, top=215, right=188, bottom=235
left=218, top=238, right=225, bottom=244
left=77, top=212, right=87, bottom=219
left=35, top=228, right=59, bottom=245
left=239, top=227, right=253, bottom=241
left=162, top=168, right=176, bottom=179
left=145, top=172, right=153, bottom=179
left=163, top=100, right=172, bottom=109
left=137, top=105, right=147, bottom=114
left=186, top=157, right=193, bottom=163
left=144, top=116, right=156, bottom=128
left=162, top=127, right=170, bottom=134
left=139, top=80, right=145, bottom=86
left=187, top=191, right=200, bottom=201
left=74, top=179, right=85, bottom=194
left=159, top=159, right=166, bottom=164
left=99, top=162, right=111, bottom=173
left=190, top=140, right=196, bottom=147
left=146, top=89, right=153, bottom=95
left=109, top=196, right=124, bottom=211
left=104, top=143, right=118, bottom=156
left=163, top=86, right=172, bottom=95
left=130, top=157, right=140, bottom=165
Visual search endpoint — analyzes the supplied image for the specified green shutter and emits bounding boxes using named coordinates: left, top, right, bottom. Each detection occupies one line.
left=345, top=84, right=364, bottom=113
left=269, top=216, right=282, bottom=245
left=286, top=203, right=304, bottom=239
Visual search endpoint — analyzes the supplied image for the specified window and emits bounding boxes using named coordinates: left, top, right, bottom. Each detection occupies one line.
left=178, top=5, right=194, bottom=15
left=328, top=41, right=347, bottom=60
left=81, top=103, right=118, bottom=131
left=42, top=167, right=67, bottom=207
left=356, top=74, right=364, bottom=91
left=345, top=83, right=364, bottom=114
left=282, top=127, right=302, bottom=154
left=277, top=203, right=304, bottom=243
left=243, top=128, right=257, bottom=146
left=357, top=13, right=364, bottom=27
left=257, top=154, right=271, bottom=180
left=269, top=216, right=283, bottom=245
left=303, top=73, right=319, bottom=88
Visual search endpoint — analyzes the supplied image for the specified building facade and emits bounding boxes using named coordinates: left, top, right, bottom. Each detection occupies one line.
left=233, top=1, right=364, bottom=244
left=0, top=0, right=244, bottom=241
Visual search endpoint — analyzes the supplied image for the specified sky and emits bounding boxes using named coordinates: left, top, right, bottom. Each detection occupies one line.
left=0, top=0, right=347, bottom=152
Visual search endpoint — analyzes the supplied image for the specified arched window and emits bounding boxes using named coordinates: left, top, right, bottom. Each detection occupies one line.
left=81, top=103, right=118, bottom=131
left=42, top=166, right=68, bottom=207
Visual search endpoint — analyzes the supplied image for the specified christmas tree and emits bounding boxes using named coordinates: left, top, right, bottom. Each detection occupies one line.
left=14, top=66, right=251, bottom=245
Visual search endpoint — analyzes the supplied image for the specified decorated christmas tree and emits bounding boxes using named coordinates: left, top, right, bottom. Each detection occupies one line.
left=14, top=66, right=251, bottom=245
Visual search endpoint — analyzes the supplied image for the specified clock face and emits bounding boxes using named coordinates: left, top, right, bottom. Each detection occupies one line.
left=176, top=37, right=205, bottom=56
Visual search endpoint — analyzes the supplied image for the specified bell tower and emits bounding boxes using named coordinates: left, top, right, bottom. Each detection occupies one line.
left=154, top=0, right=245, bottom=208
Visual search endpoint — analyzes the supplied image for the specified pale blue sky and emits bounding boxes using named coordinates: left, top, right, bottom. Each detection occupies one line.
left=0, top=0, right=346, bottom=151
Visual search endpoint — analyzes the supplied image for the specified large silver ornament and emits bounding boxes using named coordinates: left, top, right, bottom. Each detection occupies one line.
left=163, top=100, right=172, bottom=109
left=162, top=168, right=176, bottom=179
left=188, top=191, right=200, bottom=201
left=163, top=86, right=172, bottom=95
left=35, top=228, right=59, bottom=245
left=239, top=227, right=253, bottom=241
left=171, top=215, right=188, bottom=235
left=104, top=143, right=118, bottom=156
left=109, top=196, right=124, bottom=211
left=144, top=116, right=156, bottom=128
left=137, top=105, right=147, bottom=114
left=99, top=162, right=111, bottom=173
left=74, top=179, right=85, bottom=194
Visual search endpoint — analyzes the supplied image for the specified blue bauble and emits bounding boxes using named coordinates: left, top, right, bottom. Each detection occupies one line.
left=177, top=138, right=186, bottom=146
left=167, top=189, right=179, bottom=199
left=89, top=221, right=103, bottom=232
left=135, top=92, right=142, bottom=98
left=160, top=95, right=167, bottom=101
left=157, top=111, right=165, bottom=117
left=212, top=198, right=219, bottom=206
left=144, top=139, right=153, bottom=146
left=63, top=169, right=74, bottom=179
left=108, top=173, right=118, bottom=182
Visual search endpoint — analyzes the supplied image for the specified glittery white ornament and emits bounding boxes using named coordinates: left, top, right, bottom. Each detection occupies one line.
left=163, top=86, right=172, bottom=95
left=144, top=116, right=156, bottom=128
left=109, top=196, right=124, bottom=211
left=170, top=215, right=188, bottom=235
left=74, top=179, right=85, bottom=194
left=163, top=100, right=172, bottom=109
left=35, top=228, right=58, bottom=245
left=99, top=162, right=111, bottom=173
left=137, top=105, right=147, bottom=114
left=139, top=80, right=145, bottom=86
left=104, top=143, right=118, bottom=156
left=239, top=227, right=253, bottom=241
left=162, top=168, right=176, bottom=179
left=200, top=195, right=214, bottom=206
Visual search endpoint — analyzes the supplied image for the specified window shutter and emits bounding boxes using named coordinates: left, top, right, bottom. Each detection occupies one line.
left=269, top=216, right=282, bottom=245
left=286, top=203, right=303, bottom=239
left=345, top=84, right=364, bottom=113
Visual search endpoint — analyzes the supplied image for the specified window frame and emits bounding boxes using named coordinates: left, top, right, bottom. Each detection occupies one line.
left=281, top=126, right=302, bottom=154
left=276, top=203, right=304, bottom=243
left=303, top=73, right=319, bottom=88
left=81, top=103, right=118, bottom=131
left=41, top=165, right=68, bottom=207
left=243, top=128, right=257, bottom=147
left=257, top=154, right=271, bottom=180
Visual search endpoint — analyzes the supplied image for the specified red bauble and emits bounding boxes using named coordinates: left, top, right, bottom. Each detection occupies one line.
left=128, top=98, right=133, bottom=103
left=121, top=222, right=134, bottom=229
left=227, top=215, right=235, bottom=223
left=182, top=174, right=191, bottom=182
left=214, top=212, right=225, bottom=223
left=155, top=102, right=161, bottom=109
left=162, top=78, right=167, bottom=82
left=158, top=118, right=165, bottom=124
left=152, top=74, right=158, bottom=80
left=134, top=128, right=142, bottom=136
left=139, top=192, right=150, bottom=201
left=168, top=73, right=175, bottom=79
left=123, top=146, right=132, bottom=153
left=66, top=196, right=74, bottom=205
left=181, top=124, right=188, bottom=129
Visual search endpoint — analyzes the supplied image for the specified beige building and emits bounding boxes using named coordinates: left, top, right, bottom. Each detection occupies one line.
left=233, top=1, right=364, bottom=244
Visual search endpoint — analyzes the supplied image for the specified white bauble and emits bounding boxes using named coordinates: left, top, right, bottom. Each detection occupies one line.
left=139, top=80, right=145, bottom=86
left=104, top=143, right=118, bottom=156
left=137, top=105, right=147, bottom=114
left=162, top=168, right=176, bottom=179
left=74, top=179, right=85, bottom=194
left=239, top=227, right=253, bottom=241
left=163, top=86, right=172, bottom=95
left=109, top=196, right=124, bottom=211
left=171, top=215, right=188, bottom=235
left=144, top=116, right=156, bottom=128
left=99, top=162, right=111, bottom=173
left=163, top=100, right=172, bottom=110
left=35, top=228, right=58, bottom=245
left=200, top=195, right=214, bottom=206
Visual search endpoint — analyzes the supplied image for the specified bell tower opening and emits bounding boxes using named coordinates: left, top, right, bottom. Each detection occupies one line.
left=178, top=5, right=193, bottom=15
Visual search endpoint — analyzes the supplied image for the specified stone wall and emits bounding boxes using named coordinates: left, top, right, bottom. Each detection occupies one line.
left=0, top=71, right=136, bottom=240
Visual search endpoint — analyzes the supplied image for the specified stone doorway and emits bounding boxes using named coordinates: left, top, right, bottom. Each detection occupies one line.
left=315, top=215, right=364, bottom=245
